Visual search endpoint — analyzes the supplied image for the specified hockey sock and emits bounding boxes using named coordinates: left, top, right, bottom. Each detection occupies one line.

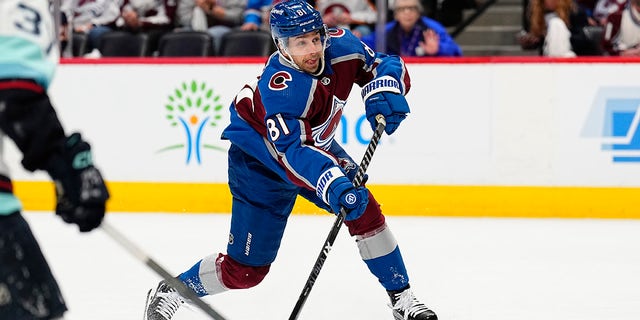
left=178, top=253, right=229, bottom=297
left=356, top=225, right=410, bottom=291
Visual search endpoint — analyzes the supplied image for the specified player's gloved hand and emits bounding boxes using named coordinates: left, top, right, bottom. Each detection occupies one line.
left=46, top=133, right=109, bottom=232
left=337, top=157, right=368, bottom=185
left=364, top=91, right=410, bottom=135
left=362, top=76, right=410, bottom=135
left=327, top=176, right=369, bottom=221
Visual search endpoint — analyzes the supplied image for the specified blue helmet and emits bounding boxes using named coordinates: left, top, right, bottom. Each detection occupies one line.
left=269, top=0, right=327, bottom=44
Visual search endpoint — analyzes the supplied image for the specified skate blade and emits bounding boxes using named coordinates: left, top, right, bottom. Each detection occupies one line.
left=142, top=288, right=152, bottom=320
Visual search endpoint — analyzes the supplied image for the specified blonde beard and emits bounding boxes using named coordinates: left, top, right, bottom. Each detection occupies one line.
left=279, top=49, right=325, bottom=76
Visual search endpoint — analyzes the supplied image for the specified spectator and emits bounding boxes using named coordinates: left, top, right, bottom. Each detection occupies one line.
left=316, top=0, right=377, bottom=37
left=520, top=0, right=603, bottom=55
left=576, top=0, right=597, bottom=14
left=59, top=10, right=72, bottom=56
left=240, top=0, right=272, bottom=31
left=593, top=0, right=627, bottom=25
left=61, top=0, right=121, bottom=55
left=520, top=0, right=588, bottom=57
left=176, top=0, right=246, bottom=54
left=116, top=0, right=178, bottom=55
left=523, top=0, right=598, bottom=28
left=362, top=0, right=462, bottom=57
left=602, top=0, right=640, bottom=56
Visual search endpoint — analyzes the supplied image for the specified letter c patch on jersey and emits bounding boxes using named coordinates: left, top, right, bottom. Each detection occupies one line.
left=268, top=71, right=292, bottom=91
left=328, top=28, right=346, bottom=38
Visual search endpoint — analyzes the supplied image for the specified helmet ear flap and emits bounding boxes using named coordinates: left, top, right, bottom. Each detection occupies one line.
left=272, top=37, right=286, bottom=53
left=275, top=38, right=286, bottom=55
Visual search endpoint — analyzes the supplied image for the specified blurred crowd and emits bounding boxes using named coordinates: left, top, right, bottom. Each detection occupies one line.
left=519, top=0, right=640, bottom=57
left=56, top=0, right=468, bottom=57
left=56, top=0, right=640, bottom=58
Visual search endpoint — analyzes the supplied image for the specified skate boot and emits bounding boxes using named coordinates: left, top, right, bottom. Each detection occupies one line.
left=144, top=280, right=185, bottom=320
left=388, top=285, right=437, bottom=320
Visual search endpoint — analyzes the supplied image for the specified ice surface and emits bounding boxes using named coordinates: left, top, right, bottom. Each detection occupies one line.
left=24, top=212, right=640, bottom=320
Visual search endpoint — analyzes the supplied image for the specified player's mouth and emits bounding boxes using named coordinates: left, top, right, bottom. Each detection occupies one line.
left=305, top=58, right=318, bottom=67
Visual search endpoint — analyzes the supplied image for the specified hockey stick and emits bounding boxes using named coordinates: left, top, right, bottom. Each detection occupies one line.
left=100, top=220, right=228, bottom=320
left=288, top=114, right=387, bottom=320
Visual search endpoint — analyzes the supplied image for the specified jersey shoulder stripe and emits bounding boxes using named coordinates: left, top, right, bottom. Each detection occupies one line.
left=325, top=28, right=372, bottom=65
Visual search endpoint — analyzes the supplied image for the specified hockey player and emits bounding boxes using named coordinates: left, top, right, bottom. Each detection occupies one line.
left=0, top=0, right=110, bottom=319
left=145, top=0, right=437, bottom=319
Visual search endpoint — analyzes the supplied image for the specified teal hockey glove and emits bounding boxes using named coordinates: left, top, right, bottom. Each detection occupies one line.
left=47, top=133, right=109, bottom=232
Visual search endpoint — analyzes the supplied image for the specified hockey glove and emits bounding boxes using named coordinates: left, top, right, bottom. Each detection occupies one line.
left=317, top=167, right=369, bottom=221
left=327, top=177, right=369, bottom=221
left=46, top=133, right=109, bottom=232
left=337, top=157, right=368, bottom=185
left=362, top=76, right=410, bottom=135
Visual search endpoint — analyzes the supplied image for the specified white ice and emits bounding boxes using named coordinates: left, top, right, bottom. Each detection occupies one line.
left=24, top=212, right=640, bottom=320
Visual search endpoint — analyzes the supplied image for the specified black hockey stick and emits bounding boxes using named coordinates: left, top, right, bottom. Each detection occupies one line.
left=100, top=221, right=228, bottom=320
left=289, top=114, right=387, bottom=320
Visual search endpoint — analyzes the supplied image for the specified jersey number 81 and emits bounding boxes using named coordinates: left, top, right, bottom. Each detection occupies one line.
left=266, top=114, right=291, bottom=141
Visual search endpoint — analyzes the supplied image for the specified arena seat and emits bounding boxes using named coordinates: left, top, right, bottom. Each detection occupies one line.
left=220, top=30, right=275, bottom=57
left=99, top=31, right=149, bottom=57
left=158, top=31, right=214, bottom=57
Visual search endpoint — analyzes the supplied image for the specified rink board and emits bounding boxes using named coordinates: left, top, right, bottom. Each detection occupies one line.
left=8, top=57, right=640, bottom=218
left=14, top=181, right=640, bottom=218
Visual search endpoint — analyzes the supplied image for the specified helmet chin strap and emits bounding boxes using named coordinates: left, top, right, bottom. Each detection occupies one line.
left=279, top=46, right=302, bottom=71
left=310, top=55, right=326, bottom=76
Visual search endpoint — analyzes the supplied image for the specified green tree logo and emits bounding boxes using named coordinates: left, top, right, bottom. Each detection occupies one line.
left=156, top=80, right=226, bottom=164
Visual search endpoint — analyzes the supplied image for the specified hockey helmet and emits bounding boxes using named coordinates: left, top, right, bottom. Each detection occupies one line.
left=269, top=0, right=330, bottom=53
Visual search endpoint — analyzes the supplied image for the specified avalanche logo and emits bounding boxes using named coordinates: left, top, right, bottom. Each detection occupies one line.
left=328, top=28, right=346, bottom=38
left=312, top=96, right=345, bottom=149
left=156, top=80, right=226, bottom=165
left=269, top=71, right=292, bottom=90
left=581, top=87, right=640, bottom=163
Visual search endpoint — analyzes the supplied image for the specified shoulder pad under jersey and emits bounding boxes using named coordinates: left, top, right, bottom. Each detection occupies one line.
left=258, top=58, right=316, bottom=117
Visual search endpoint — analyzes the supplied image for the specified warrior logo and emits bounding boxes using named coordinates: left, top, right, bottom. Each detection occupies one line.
left=344, top=192, right=357, bottom=205
left=269, top=71, right=293, bottom=91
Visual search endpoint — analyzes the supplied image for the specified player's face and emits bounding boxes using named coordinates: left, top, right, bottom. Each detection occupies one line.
left=286, top=31, right=324, bottom=73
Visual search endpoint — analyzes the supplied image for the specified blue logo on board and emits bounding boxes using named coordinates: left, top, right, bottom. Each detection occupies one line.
left=582, top=87, right=640, bottom=163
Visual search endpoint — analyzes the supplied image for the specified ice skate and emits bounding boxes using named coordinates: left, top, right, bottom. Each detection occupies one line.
left=388, top=286, right=437, bottom=320
left=144, top=280, right=184, bottom=320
